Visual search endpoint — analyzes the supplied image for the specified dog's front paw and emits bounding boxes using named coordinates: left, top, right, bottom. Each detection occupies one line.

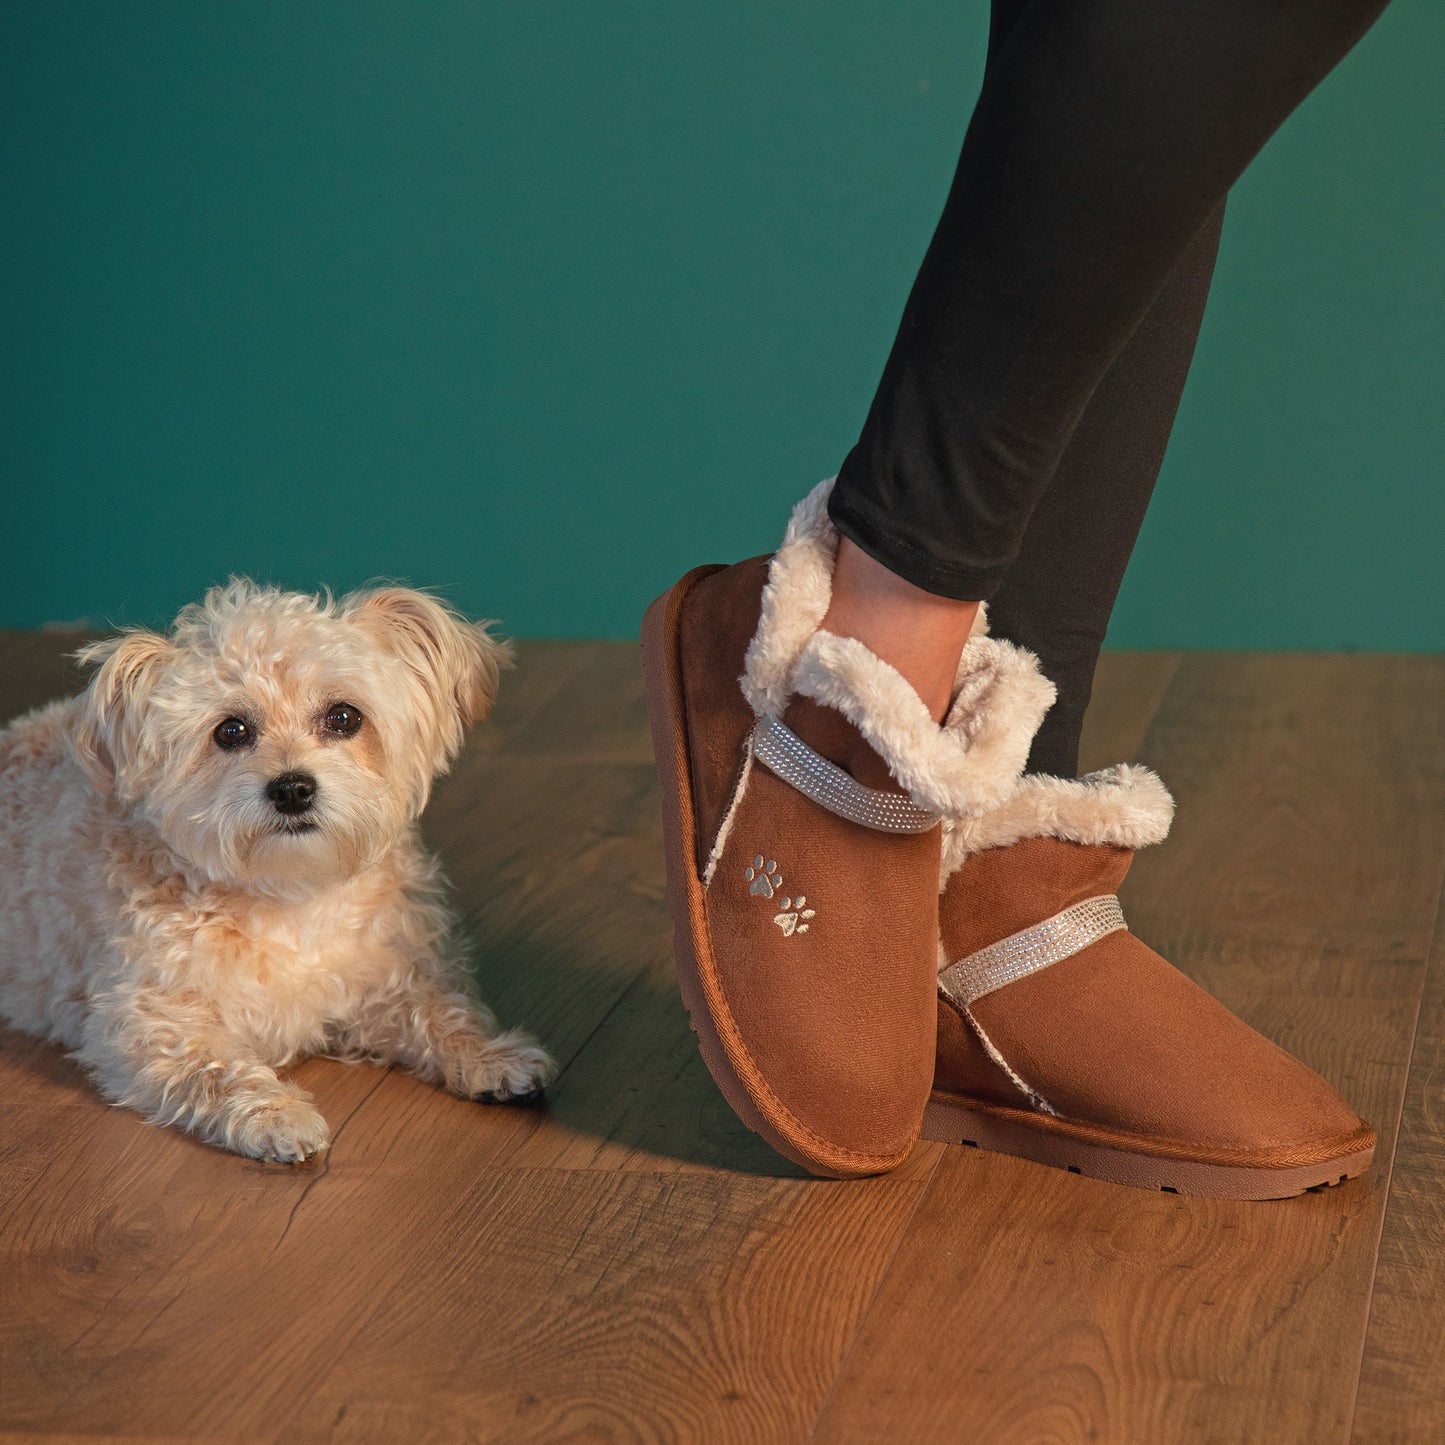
left=457, top=1030, right=556, bottom=1105
left=228, top=1094, right=332, bottom=1163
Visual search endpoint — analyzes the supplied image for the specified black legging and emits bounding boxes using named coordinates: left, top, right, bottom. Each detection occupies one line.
left=827, top=0, right=1391, bottom=777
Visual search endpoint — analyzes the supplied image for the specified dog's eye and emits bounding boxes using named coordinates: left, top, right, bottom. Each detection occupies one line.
left=323, top=703, right=364, bottom=737
left=213, top=717, right=252, bottom=750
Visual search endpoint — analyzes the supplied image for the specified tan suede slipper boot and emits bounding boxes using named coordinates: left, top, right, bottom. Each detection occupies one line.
left=925, top=765, right=1376, bottom=1199
left=642, top=481, right=1055, bottom=1178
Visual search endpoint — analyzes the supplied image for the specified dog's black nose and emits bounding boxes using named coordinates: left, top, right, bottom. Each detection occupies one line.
left=266, top=772, right=317, bottom=815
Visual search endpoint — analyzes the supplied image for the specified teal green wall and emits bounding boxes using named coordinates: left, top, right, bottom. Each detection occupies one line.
left=3, top=2, right=1441, bottom=647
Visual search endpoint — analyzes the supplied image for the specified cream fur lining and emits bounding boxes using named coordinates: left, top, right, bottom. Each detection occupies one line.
left=740, top=478, right=840, bottom=719
left=965, top=1003, right=1057, bottom=1115
left=940, top=763, right=1175, bottom=881
left=741, top=476, right=994, bottom=716
left=702, top=733, right=755, bottom=889
left=792, top=630, right=1054, bottom=819
left=738, top=478, right=1055, bottom=820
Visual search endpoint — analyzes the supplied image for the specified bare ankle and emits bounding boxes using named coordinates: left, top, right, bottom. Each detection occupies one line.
left=820, top=538, right=981, bottom=723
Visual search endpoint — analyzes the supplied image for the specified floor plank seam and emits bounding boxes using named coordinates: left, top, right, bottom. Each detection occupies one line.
left=1344, top=862, right=1445, bottom=1443
left=547, top=959, right=661, bottom=1095
left=1128, top=652, right=1180, bottom=768
left=269, top=1066, right=393, bottom=1257
left=799, top=1153, right=942, bottom=1445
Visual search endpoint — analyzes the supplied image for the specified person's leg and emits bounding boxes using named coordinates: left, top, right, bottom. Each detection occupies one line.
left=824, top=200, right=1222, bottom=739
left=822, top=0, right=1390, bottom=714
left=990, top=201, right=1226, bottom=777
left=818, top=547, right=981, bottom=723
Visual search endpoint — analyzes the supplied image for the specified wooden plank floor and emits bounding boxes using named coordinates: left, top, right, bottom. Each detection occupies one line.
left=1, top=631, right=1441, bottom=1444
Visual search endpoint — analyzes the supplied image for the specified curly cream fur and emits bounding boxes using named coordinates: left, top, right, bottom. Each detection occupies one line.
left=0, top=580, right=553, bottom=1162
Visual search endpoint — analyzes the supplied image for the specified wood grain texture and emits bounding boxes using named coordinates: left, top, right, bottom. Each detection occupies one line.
left=2, top=635, right=1441, bottom=1444
left=817, top=1149, right=1385, bottom=1444
left=812, top=653, right=1445, bottom=1445
left=1352, top=903, right=1445, bottom=1443
left=1076, top=651, right=1180, bottom=776
left=280, top=1170, right=922, bottom=1445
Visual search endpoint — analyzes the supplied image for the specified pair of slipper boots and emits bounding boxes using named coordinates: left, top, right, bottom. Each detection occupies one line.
left=642, top=481, right=1376, bottom=1196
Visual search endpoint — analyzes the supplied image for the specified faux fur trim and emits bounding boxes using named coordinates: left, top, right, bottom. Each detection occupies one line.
left=740, top=476, right=992, bottom=719
left=939, top=763, right=1175, bottom=881
left=737, top=478, right=1047, bottom=818
left=740, top=479, right=838, bottom=719
left=702, top=733, right=755, bottom=889
left=791, top=630, right=1055, bottom=819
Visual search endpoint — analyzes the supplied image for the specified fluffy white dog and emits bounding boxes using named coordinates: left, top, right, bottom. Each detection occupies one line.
left=0, top=580, right=554, bottom=1161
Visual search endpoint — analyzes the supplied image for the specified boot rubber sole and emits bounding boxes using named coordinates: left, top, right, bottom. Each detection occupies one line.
left=922, top=1090, right=1375, bottom=1200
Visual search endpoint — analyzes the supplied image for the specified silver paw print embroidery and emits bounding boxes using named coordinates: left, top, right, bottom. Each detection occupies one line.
left=772, top=895, right=815, bottom=936
left=744, top=857, right=816, bottom=935
left=745, top=856, right=782, bottom=898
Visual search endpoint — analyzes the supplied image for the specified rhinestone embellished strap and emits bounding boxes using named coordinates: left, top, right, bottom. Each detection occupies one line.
left=749, top=715, right=941, bottom=835
left=939, top=894, right=1127, bottom=1007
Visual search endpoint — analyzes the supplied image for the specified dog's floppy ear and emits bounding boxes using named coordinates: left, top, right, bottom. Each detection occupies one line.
left=66, top=630, right=174, bottom=795
left=343, top=586, right=513, bottom=771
